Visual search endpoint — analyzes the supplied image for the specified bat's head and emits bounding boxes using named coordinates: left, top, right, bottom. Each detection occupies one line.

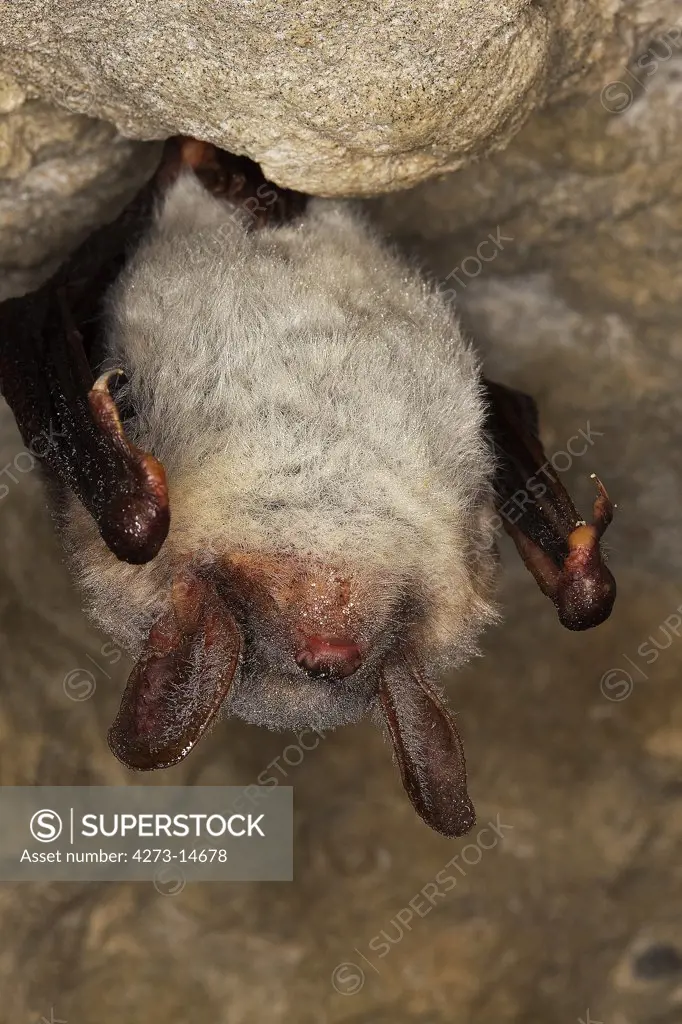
left=59, top=173, right=500, bottom=836
left=63, top=403, right=499, bottom=837
left=65, top=466, right=498, bottom=836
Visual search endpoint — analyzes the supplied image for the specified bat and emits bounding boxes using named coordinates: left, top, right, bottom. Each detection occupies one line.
left=0, top=137, right=616, bottom=838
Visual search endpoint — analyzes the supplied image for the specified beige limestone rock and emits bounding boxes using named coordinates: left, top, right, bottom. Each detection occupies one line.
left=0, top=0, right=675, bottom=195
left=0, top=76, right=160, bottom=299
left=367, top=51, right=682, bottom=323
left=0, top=6, right=681, bottom=1022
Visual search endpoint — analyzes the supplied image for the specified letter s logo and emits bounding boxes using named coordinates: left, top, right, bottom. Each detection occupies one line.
left=30, top=809, right=63, bottom=842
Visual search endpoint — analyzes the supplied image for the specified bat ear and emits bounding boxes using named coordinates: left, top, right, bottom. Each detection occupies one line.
left=108, top=572, right=242, bottom=770
left=378, top=660, right=475, bottom=838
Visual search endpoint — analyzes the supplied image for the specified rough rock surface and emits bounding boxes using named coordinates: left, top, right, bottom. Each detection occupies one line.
left=0, top=13, right=682, bottom=1024
left=367, top=49, right=682, bottom=323
left=1, top=261, right=681, bottom=1024
left=0, top=73, right=160, bottom=299
left=0, top=0, right=678, bottom=194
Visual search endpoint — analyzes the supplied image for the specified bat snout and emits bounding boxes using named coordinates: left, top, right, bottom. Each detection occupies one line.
left=295, top=635, right=364, bottom=679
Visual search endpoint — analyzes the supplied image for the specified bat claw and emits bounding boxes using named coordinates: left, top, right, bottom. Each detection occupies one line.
left=88, top=370, right=170, bottom=564
left=589, top=474, right=614, bottom=537
left=156, top=135, right=307, bottom=227
left=0, top=134, right=304, bottom=572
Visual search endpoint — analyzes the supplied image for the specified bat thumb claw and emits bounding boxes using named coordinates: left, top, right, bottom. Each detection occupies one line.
left=88, top=370, right=170, bottom=563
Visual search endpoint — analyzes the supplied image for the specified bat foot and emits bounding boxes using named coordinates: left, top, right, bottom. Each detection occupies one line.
left=155, top=135, right=307, bottom=226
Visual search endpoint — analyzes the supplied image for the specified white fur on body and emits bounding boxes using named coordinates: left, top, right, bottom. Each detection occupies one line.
left=64, top=172, right=499, bottom=731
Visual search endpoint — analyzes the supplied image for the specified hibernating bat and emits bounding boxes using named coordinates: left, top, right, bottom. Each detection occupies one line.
left=0, top=138, right=616, bottom=838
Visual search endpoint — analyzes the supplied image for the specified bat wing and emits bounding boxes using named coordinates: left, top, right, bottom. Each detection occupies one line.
left=483, top=378, right=616, bottom=630
left=0, top=138, right=307, bottom=564
left=0, top=170, right=169, bottom=563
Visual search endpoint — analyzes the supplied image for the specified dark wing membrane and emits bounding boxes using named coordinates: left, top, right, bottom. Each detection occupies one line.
left=0, top=136, right=306, bottom=564
left=483, top=378, right=616, bottom=630
left=0, top=175, right=169, bottom=563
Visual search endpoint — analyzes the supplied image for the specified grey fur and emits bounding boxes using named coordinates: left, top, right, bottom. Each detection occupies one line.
left=62, top=171, right=500, bottom=731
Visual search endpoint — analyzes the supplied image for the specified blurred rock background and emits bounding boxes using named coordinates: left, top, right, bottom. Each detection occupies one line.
left=0, top=3, right=681, bottom=1022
